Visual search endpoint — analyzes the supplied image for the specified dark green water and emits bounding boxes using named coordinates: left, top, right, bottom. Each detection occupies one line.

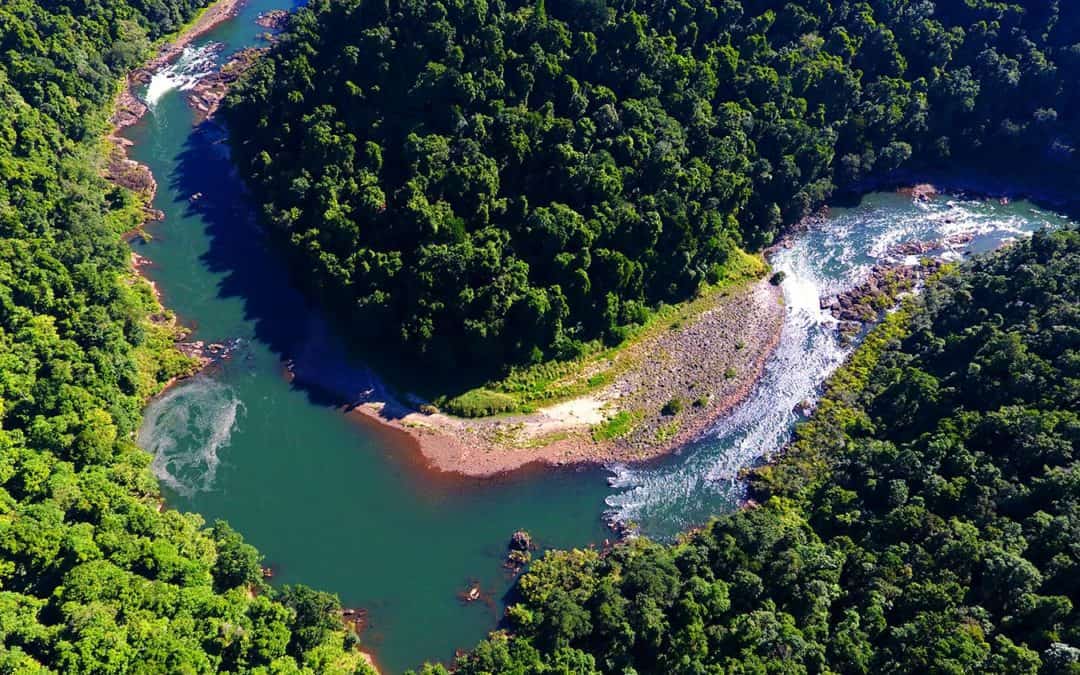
left=127, top=2, right=612, bottom=671
left=128, top=3, right=1077, bottom=672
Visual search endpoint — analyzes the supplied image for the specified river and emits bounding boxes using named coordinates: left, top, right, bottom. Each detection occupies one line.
left=126, top=2, right=1074, bottom=671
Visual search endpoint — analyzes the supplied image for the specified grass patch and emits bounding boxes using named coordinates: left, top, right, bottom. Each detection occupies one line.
left=592, top=410, right=642, bottom=441
left=654, top=419, right=681, bottom=443
left=661, top=398, right=684, bottom=416
left=442, top=388, right=519, bottom=417
left=519, top=431, right=571, bottom=449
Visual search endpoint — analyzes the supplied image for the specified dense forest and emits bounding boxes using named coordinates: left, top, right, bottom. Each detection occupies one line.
left=4, top=0, right=1079, bottom=672
left=0, top=1, right=367, bottom=671
left=226, top=0, right=1079, bottom=370
left=417, top=228, right=1079, bottom=673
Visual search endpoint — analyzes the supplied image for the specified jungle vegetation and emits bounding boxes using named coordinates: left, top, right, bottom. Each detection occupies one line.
left=0, top=0, right=368, bottom=671
left=419, top=228, right=1080, bottom=674
left=226, top=0, right=1079, bottom=372
left=3, top=0, right=1078, bottom=672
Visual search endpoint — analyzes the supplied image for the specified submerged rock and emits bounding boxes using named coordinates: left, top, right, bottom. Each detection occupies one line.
left=828, top=262, right=942, bottom=326
left=505, top=530, right=534, bottom=572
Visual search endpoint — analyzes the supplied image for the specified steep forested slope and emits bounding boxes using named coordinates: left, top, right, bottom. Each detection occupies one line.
left=0, top=1, right=365, bottom=671
left=418, top=229, right=1080, bottom=674
left=226, top=0, right=1080, bottom=369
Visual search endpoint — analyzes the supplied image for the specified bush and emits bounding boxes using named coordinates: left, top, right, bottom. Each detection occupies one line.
left=593, top=410, right=639, bottom=441
left=661, top=398, right=684, bottom=416
left=444, top=388, right=519, bottom=417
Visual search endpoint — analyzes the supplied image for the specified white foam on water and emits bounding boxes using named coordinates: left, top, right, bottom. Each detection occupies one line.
left=139, top=377, right=244, bottom=496
left=603, top=194, right=1066, bottom=538
left=144, top=43, right=220, bottom=107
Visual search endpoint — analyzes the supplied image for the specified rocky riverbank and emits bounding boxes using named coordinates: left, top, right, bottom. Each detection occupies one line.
left=107, top=0, right=251, bottom=395
left=106, top=0, right=249, bottom=233
left=822, top=260, right=942, bottom=340
left=336, top=278, right=785, bottom=477
left=255, top=9, right=289, bottom=30
left=187, top=47, right=266, bottom=123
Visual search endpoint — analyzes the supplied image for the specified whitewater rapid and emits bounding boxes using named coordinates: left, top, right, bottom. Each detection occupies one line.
left=144, top=43, right=221, bottom=107
left=604, top=193, right=1068, bottom=538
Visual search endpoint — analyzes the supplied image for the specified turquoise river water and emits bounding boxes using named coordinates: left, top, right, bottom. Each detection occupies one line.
left=127, top=2, right=1075, bottom=671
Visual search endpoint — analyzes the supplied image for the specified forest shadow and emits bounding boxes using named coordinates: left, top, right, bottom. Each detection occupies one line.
left=167, top=120, right=492, bottom=420
left=832, top=165, right=1080, bottom=220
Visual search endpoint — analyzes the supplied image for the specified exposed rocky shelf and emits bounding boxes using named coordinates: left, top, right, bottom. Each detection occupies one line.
left=187, top=47, right=267, bottom=123
left=335, top=278, right=786, bottom=476
left=255, top=9, right=289, bottom=30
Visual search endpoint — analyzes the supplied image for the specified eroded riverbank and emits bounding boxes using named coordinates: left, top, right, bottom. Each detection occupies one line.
left=108, top=0, right=790, bottom=478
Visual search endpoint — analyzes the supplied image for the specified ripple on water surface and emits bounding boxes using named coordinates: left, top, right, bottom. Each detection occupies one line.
left=141, top=377, right=245, bottom=497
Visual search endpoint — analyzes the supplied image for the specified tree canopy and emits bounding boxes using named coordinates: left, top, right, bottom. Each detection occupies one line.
left=226, top=0, right=1080, bottom=370
left=418, top=228, right=1080, bottom=674
left=0, top=1, right=369, bottom=671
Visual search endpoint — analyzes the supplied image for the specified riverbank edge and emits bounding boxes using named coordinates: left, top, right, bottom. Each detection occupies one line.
left=341, top=278, right=786, bottom=478
left=106, top=0, right=251, bottom=397
left=100, top=1, right=380, bottom=670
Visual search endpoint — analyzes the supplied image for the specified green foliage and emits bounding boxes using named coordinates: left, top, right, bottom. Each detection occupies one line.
left=445, top=229, right=1080, bottom=673
left=661, top=398, right=684, bottom=416
left=592, top=410, right=640, bottom=441
left=443, top=388, right=519, bottom=417
left=227, top=0, right=1080, bottom=377
left=0, top=1, right=370, bottom=672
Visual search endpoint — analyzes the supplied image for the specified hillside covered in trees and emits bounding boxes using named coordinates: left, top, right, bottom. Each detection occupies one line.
left=226, top=0, right=1080, bottom=370
left=421, top=228, right=1080, bottom=673
left=0, top=1, right=367, bottom=671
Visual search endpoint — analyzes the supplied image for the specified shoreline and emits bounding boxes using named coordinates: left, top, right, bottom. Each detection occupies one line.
left=104, top=0, right=1044, bottom=491
left=107, top=3, right=385, bottom=672
left=140, top=0, right=247, bottom=80
left=107, top=0, right=250, bottom=397
left=841, top=168, right=1080, bottom=218
left=107, top=0, right=248, bottom=224
left=335, top=280, right=786, bottom=478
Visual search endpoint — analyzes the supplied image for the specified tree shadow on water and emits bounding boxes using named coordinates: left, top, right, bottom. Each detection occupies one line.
left=170, top=120, right=414, bottom=420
